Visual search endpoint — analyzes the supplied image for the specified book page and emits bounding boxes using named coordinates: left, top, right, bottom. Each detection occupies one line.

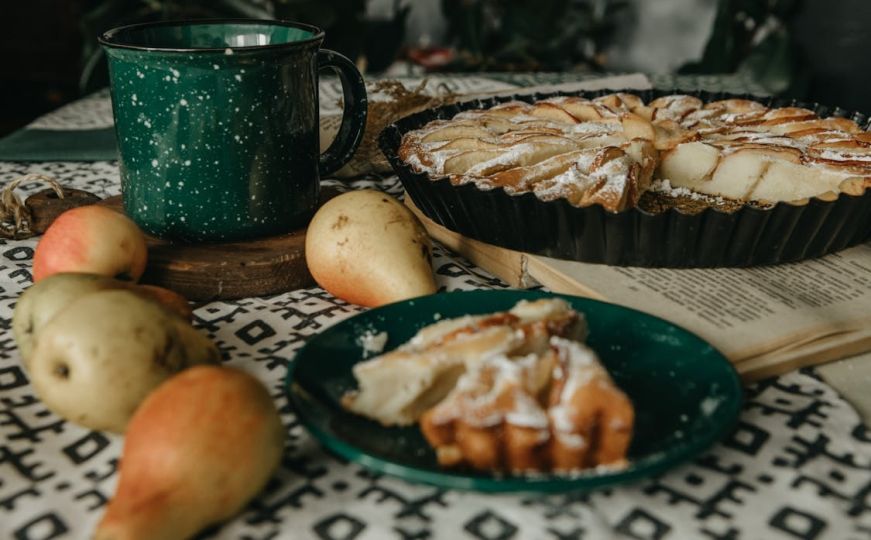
left=533, top=243, right=871, bottom=361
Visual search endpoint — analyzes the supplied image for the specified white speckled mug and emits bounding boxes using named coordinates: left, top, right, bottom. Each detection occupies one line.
left=100, top=19, right=367, bottom=242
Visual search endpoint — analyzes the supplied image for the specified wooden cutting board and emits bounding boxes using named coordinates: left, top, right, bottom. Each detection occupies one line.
left=405, top=199, right=871, bottom=381
left=26, top=188, right=338, bottom=301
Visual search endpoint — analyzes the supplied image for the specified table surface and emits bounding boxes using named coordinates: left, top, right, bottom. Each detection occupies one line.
left=2, top=75, right=870, bottom=540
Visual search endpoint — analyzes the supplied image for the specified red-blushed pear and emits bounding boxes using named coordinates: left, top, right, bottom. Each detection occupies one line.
left=32, top=205, right=147, bottom=282
left=93, top=366, right=285, bottom=540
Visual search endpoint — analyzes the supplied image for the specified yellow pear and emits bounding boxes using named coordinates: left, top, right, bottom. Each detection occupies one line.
left=305, top=190, right=437, bottom=307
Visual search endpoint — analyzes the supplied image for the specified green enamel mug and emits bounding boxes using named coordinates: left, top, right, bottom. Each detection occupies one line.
left=100, top=19, right=367, bottom=242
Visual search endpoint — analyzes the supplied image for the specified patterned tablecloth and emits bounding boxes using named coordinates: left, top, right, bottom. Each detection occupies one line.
left=2, top=75, right=870, bottom=540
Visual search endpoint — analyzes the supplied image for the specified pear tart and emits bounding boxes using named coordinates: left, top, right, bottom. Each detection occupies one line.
left=341, top=300, right=634, bottom=475
left=398, top=94, right=871, bottom=210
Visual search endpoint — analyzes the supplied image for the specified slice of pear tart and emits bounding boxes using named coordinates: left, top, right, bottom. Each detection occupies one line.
left=341, top=298, right=586, bottom=427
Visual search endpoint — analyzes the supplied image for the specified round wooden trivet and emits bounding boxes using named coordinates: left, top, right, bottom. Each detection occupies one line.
left=23, top=186, right=339, bottom=300
left=96, top=192, right=340, bottom=301
left=26, top=188, right=101, bottom=234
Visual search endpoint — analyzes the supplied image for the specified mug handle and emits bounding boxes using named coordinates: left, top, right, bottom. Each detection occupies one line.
left=317, top=49, right=368, bottom=177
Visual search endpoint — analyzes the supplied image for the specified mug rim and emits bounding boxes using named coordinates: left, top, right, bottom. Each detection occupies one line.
left=98, top=18, right=325, bottom=53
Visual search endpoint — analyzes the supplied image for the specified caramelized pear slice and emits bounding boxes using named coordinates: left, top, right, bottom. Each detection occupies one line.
left=652, top=119, right=697, bottom=150
left=436, top=138, right=502, bottom=152
left=445, top=143, right=572, bottom=177
left=489, top=151, right=585, bottom=190
left=771, top=117, right=862, bottom=136
left=620, top=113, right=656, bottom=141
left=650, top=95, right=703, bottom=121
left=528, top=102, right=581, bottom=124
left=443, top=150, right=507, bottom=175
left=421, top=124, right=493, bottom=143
left=594, top=92, right=647, bottom=114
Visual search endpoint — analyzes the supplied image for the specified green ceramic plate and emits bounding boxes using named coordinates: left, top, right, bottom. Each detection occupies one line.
left=287, top=290, right=743, bottom=493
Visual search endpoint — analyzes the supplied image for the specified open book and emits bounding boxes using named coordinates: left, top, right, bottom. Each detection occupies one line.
left=409, top=202, right=871, bottom=381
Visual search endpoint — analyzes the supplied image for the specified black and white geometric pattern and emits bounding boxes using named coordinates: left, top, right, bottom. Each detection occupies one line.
left=2, top=80, right=870, bottom=539
left=25, top=90, right=115, bottom=131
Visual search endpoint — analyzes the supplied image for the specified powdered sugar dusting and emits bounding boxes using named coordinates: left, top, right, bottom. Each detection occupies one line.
left=818, top=149, right=871, bottom=162
left=547, top=338, right=608, bottom=448
left=359, top=331, right=388, bottom=355
left=466, top=143, right=533, bottom=176
left=434, top=353, right=551, bottom=429
left=651, top=179, right=731, bottom=204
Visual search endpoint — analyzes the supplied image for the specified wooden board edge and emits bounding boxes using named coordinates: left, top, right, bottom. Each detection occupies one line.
left=524, top=256, right=608, bottom=301
left=737, top=329, right=871, bottom=381
left=405, top=198, right=535, bottom=288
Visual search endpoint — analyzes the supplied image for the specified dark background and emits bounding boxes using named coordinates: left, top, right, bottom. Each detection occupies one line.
left=1, top=2, right=85, bottom=135
left=1, top=0, right=870, bottom=137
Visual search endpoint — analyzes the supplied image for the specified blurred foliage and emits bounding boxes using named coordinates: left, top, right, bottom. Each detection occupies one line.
left=81, top=0, right=811, bottom=95
left=441, top=0, right=630, bottom=72
left=79, top=0, right=368, bottom=92
left=439, top=0, right=807, bottom=94
left=680, top=0, right=806, bottom=95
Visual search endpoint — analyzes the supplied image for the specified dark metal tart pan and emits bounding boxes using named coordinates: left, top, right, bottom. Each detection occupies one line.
left=379, top=88, right=871, bottom=267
